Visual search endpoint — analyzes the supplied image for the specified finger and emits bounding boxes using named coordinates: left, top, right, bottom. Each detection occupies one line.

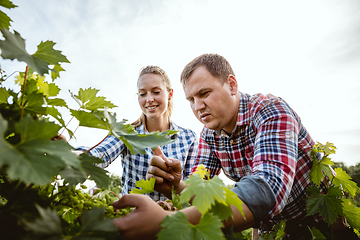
left=152, top=146, right=173, bottom=166
left=152, top=146, right=166, bottom=160
left=147, top=166, right=174, bottom=182
left=112, top=194, right=145, bottom=209
left=150, top=156, right=170, bottom=172
left=167, top=158, right=182, bottom=174
left=146, top=173, right=165, bottom=184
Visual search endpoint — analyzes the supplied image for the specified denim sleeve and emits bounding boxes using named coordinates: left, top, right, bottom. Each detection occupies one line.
left=231, top=175, right=276, bottom=228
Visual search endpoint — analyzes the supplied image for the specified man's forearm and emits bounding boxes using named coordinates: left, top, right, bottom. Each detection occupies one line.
left=180, top=202, right=255, bottom=232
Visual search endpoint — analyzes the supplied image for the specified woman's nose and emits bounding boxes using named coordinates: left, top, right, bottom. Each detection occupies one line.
left=146, top=93, right=154, bottom=102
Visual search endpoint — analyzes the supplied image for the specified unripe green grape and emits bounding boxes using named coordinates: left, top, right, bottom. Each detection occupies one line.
left=105, top=193, right=110, bottom=203
left=70, top=196, right=79, bottom=205
left=94, top=189, right=102, bottom=195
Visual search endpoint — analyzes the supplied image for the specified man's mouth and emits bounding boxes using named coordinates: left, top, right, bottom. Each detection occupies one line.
left=199, top=112, right=210, bottom=121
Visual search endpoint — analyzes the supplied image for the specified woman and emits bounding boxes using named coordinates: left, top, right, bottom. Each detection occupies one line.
left=77, top=66, right=198, bottom=201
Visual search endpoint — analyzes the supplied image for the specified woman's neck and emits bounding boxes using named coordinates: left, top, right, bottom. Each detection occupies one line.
left=145, top=116, right=170, bottom=132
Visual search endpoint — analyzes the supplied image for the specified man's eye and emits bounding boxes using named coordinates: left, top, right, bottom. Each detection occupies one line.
left=200, top=91, right=210, bottom=97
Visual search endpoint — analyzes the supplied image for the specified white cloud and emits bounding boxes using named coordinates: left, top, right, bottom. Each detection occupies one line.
left=2, top=0, right=360, bottom=180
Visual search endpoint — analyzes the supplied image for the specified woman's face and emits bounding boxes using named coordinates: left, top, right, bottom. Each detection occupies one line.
left=137, top=73, right=172, bottom=121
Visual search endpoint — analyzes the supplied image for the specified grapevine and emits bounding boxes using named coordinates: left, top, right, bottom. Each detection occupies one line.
left=1, top=1, right=360, bottom=240
left=0, top=1, right=175, bottom=239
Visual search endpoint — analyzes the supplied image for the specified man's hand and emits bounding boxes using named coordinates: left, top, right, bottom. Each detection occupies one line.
left=112, top=194, right=171, bottom=240
left=146, top=147, right=184, bottom=198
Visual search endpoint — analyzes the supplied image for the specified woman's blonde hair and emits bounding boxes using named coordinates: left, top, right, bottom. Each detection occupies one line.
left=132, top=66, right=173, bottom=128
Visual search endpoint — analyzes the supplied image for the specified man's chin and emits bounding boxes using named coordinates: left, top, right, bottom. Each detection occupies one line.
left=204, top=122, right=221, bottom=131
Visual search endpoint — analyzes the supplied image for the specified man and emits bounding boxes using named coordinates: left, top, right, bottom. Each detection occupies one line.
left=112, top=54, right=340, bottom=239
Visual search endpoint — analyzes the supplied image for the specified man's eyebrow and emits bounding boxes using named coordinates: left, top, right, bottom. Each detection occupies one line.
left=186, top=87, right=211, bottom=101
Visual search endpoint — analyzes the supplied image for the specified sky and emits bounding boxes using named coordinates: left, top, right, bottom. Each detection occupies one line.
left=1, top=0, right=360, bottom=184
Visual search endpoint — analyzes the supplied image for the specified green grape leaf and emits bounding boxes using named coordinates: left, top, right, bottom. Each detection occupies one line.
left=73, top=87, right=117, bottom=110
left=210, top=201, right=233, bottom=221
left=117, top=130, right=177, bottom=155
left=72, top=108, right=177, bottom=154
left=46, top=106, right=65, bottom=126
left=105, top=111, right=178, bottom=154
left=274, top=220, right=286, bottom=240
left=193, top=163, right=209, bottom=179
left=23, top=91, right=47, bottom=115
left=181, top=174, right=226, bottom=215
left=0, top=1, right=16, bottom=29
left=313, top=142, right=337, bottom=156
left=158, top=211, right=225, bottom=240
left=22, top=205, right=64, bottom=239
left=306, top=185, right=343, bottom=225
left=0, top=115, right=81, bottom=185
left=223, top=187, right=244, bottom=217
left=130, top=177, right=155, bottom=194
left=307, top=226, right=326, bottom=240
left=332, top=168, right=359, bottom=198
left=0, top=0, right=17, bottom=9
left=48, top=82, right=61, bottom=97
left=0, top=10, right=12, bottom=29
left=79, top=153, right=111, bottom=189
left=322, top=142, right=337, bottom=155
left=46, top=106, right=74, bottom=139
left=51, top=64, right=65, bottom=81
left=47, top=98, right=67, bottom=107
left=35, top=74, right=48, bottom=96
left=0, top=86, right=11, bottom=103
left=70, top=109, right=108, bottom=130
left=310, top=156, right=334, bottom=185
left=342, top=198, right=360, bottom=230
left=0, top=29, right=68, bottom=76
left=32, top=40, right=70, bottom=65
left=60, top=165, right=87, bottom=186
left=73, top=207, right=119, bottom=240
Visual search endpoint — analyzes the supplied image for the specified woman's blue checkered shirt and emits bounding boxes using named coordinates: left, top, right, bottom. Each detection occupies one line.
left=77, top=122, right=198, bottom=201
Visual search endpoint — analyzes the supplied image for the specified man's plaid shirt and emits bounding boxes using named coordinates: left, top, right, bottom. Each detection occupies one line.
left=78, top=122, right=198, bottom=201
left=192, top=92, right=319, bottom=229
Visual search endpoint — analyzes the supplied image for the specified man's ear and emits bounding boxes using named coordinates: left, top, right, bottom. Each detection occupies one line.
left=227, top=74, right=238, bottom=95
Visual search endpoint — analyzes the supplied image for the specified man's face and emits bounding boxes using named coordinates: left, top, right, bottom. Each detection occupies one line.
left=183, top=66, right=238, bottom=133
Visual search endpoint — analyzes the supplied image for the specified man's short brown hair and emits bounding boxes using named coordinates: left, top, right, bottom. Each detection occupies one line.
left=180, top=53, right=235, bottom=85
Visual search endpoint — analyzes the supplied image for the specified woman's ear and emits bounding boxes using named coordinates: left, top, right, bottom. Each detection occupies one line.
left=168, top=89, right=174, bottom=100
left=227, top=75, right=238, bottom=95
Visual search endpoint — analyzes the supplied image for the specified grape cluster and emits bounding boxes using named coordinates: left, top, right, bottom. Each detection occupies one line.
left=53, top=185, right=131, bottom=222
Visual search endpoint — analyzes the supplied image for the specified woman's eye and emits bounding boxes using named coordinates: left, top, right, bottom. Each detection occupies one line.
left=138, top=93, right=146, bottom=97
left=153, top=91, right=161, bottom=95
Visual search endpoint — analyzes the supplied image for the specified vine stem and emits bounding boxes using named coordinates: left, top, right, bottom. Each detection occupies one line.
left=59, top=107, right=80, bottom=137
left=86, top=134, right=109, bottom=153
left=109, top=190, right=121, bottom=199
left=20, top=66, right=29, bottom=119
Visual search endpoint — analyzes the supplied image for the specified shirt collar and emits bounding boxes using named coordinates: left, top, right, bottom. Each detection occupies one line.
left=137, top=121, right=179, bottom=138
left=214, top=92, right=250, bottom=136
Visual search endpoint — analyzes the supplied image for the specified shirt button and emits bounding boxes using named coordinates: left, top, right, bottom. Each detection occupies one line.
left=229, top=140, right=233, bottom=144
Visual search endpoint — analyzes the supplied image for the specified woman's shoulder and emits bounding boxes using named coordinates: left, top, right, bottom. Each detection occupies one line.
left=171, top=122, right=197, bottom=139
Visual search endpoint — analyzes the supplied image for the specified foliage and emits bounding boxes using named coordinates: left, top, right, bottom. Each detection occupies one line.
left=129, top=177, right=156, bottom=194
left=306, top=142, right=360, bottom=230
left=140, top=164, right=245, bottom=240
left=1, top=2, right=360, bottom=240
left=0, top=2, right=176, bottom=239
